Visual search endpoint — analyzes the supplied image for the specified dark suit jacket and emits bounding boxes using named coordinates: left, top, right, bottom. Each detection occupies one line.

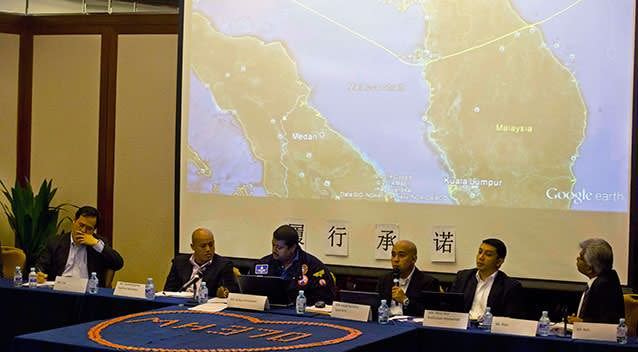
left=377, top=267, right=440, bottom=317
left=579, top=269, right=625, bottom=323
left=448, top=268, right=524, bottom=318
left=0, top=242, right=4, bottom=279
left=253, top=249, right=337, bottom=305
left=36, top=234, right=124, bottom=287
left=163, top=254, right=239, bottom=294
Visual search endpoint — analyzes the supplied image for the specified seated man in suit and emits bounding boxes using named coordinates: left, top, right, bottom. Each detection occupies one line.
left=569, top=238, right=625, bottom=324
left=377, top=240, right=440, bottom=317
left=448, top=238, right=523, bottom=319
left=252, top=225, right=336, bottom=305
left=163, top=227, right=238, bottom=297
left=36, top=206, right=124, bottom=287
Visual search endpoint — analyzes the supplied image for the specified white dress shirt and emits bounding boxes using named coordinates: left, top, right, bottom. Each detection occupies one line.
left=62, top=233, right=105, bottom=279
left=390, top=266, right=415, bottom=316
left=186, top=255, right=206, bottom=293
left=576, top=276, right=596, bottom=318
left=469, top=270, right=497, bottom=320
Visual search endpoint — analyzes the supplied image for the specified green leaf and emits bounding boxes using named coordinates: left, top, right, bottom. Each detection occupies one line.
left=0, top=178, right=68, bottom=268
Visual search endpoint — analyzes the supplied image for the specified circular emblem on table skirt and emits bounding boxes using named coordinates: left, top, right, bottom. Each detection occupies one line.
left=88, top=310, right=362, bottom=352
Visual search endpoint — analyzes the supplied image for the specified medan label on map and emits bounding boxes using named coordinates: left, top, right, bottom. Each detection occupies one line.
left=190, top=13, right=389, bottom=201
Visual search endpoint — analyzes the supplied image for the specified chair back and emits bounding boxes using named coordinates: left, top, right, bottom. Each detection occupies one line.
left=624, top=294, right=638, bottom=336
left=103, top=268, right=115, bottom=288
left=1, top=246, right=27, bottom=279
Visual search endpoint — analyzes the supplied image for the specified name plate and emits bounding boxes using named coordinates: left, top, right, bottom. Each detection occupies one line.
left=227, top=293, right=269, bottom=311
left=330, top=301, right=371, bottom=322
left=572, top=322, right=617, bottom=342
left=423, top=310, right=469, bottom=330
left=491, top=317, right=538, bottom=336
left=53, top=276, right=88, bottom=294
left=113, top=281, right=147, bottom=299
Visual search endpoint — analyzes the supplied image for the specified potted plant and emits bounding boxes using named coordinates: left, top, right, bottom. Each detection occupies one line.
left=0, top=179, right=69, bottom=272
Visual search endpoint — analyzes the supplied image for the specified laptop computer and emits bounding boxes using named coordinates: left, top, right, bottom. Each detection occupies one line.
left=419, top=291, right=466, bottom=312
left=338, top=290, right=380, bottom=320
left=237, top=275, right=292, bottom=306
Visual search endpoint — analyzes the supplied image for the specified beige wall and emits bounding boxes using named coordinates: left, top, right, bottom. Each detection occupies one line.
left=112, top=34, right=177, bottom=285
left=31, top=35, right=100, bottom=220
left=0, top=33, right=20, bottom=246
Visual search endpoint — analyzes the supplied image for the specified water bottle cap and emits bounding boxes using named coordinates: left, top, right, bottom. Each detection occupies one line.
left=16, top=266, right=21, bottom=270
left=620, top=318, right=625, bottom=323
left=91, top=272, right=97, bottom=276
left=299, top=290, right=304, bottom=294
left=381, top=299, right=387, bottom=304
left=30, top=267, right=35, bottom=271
left=201, top=281, right=207, bottom=287
left=147, top=277, right=153, bottom=281
left=485, top=307, right=491, bottom=312
left=542, top=310, right=548, bottom=315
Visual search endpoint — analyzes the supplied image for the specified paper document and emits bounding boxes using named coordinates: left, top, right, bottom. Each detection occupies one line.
left=21, top=281, right=55, bottom=288
left=189, top=299, right=227, bottom=312
left=306, top=304, right=332, bottom=315
left=157, top=291, right=193, bottom=298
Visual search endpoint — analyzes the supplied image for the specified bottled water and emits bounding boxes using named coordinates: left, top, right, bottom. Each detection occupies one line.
left=13, top=266, right=23, bottom=287
left=145, top=277, right=155, bottom=300
left=28, top=267, right=37, bottom=288
left=198, top=281, right=209, bottom=304
left=479, top=307, right=493, bottom=332
left=617, top=318, right=627, bottom=344
left=537, top=310, right=550, bottom=336
left=295, top=290, right=306, bottom=315
left=378, top=299, right=389, bottom=325
left=87, top=272, right=99, bottom=294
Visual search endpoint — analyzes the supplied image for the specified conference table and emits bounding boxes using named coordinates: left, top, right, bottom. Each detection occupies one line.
left=11, top=305, right=638, bottom=352
left=12, top=305, right=418, bottom=352
left=4, top=279, right=636, bottom=352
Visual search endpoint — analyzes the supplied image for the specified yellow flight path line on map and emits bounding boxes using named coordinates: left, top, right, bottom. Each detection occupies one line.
left=428, top=0, right=584, bottom=65
left=292, top=0, right=584, bottom=67
left=291, top=0, right=421, bottom=66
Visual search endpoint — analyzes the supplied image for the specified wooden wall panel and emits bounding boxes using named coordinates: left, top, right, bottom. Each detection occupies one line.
left=113, top=34, right=177, bottom=284
left=0, top=33, right=20, bottom=246
left=30, top=35, right=101, bottom=217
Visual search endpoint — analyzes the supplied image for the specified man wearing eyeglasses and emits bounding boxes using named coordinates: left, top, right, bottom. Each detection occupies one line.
left=36, top=206, right=124, bottom=287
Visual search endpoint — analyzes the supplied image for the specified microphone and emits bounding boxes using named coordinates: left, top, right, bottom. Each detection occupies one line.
left=178, top=259, right=213, bottom=292
left=392, top=268, right=400, bottom=287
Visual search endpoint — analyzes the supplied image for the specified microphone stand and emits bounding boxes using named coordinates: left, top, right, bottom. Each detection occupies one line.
left=562, top=305, right=569, bottom=337
left=179, top=259, right=212, bottom=305
left=190, top=278, right=199, bottom=304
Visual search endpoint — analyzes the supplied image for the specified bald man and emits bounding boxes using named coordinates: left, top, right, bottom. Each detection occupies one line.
left=377, top=240, right=440, bottom=316
left=164, top=228, right=238, bottom=297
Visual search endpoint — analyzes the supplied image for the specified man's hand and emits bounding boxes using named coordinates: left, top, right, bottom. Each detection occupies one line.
left=567, top=314, right=583, bottom=324
left=36, top=271, right=48, bottom=284
left=74, top=232, right=99, bottom=246
left=216, top=286, right=230, bottom=298
left=391, top=286, right=407, bottom=304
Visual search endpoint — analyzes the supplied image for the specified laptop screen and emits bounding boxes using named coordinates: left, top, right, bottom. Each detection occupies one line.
left=419, top=291, right=465, bottom=313
left=237, top=275, right=292, bottom=306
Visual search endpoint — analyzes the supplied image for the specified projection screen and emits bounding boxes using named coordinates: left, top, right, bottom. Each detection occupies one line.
left=178, top=0, right=636, bottom=283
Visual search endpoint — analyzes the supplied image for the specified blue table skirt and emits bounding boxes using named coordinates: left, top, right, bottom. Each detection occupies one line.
left=12, top=305, right=418, bottom=352
left=0, top=279, right=186, bottom=350
left=416, top=324, right=637, bottom=352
